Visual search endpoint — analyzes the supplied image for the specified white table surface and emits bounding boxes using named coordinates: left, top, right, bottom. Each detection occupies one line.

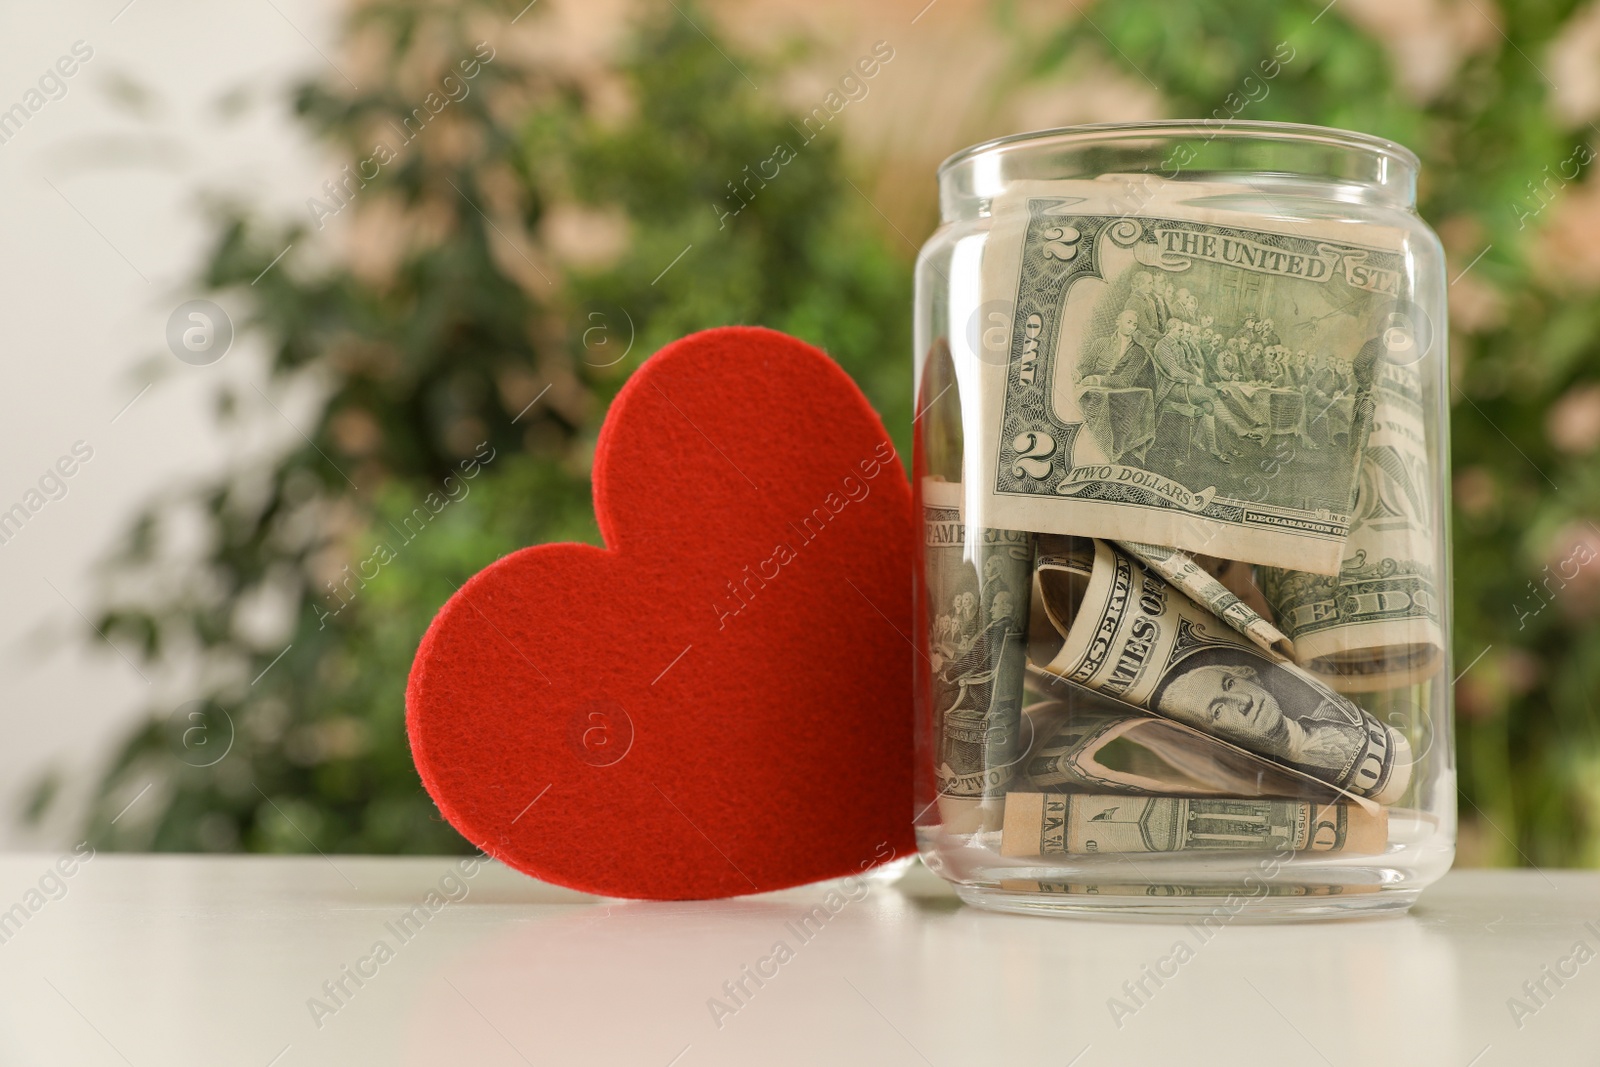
left=0, top=854, right=1594, bottom=1066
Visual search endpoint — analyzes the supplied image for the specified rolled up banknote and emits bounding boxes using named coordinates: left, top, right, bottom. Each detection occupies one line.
left=1033, top=538, right=1412, bottom=803
left=1116, top=539, right=1294, bottom=660
left=1192, top=552, right=1276, bottom=621
left=1259, top=359, right=1445, bottom=691
left=1000, top=792, right=1388, bottom=856
left=1020, top=697, right=1347, bottom=801
left=923, top=478, right=1034, bottom=824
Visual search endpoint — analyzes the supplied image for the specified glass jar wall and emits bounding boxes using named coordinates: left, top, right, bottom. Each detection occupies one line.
left=912, top=122, right=1454, bottom=919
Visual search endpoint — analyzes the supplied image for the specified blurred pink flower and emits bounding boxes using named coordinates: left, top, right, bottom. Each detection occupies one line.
left=1454, top=465, right=1500, bottom=518
left=1456, top=647, right=1542, bottom=720
left=1340, top=0, right=1502, bottom=101
left=1549, top=0, right=1600, bottom=125
left=1536, top=174, right=1600, bottom=292
left=1545, top=521, right=1600, bottom=622
left=1546, top=383, right=1600, bottom=454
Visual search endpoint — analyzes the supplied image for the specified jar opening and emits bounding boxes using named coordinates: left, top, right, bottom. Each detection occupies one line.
left=937, top=121, right=1419, bottom=215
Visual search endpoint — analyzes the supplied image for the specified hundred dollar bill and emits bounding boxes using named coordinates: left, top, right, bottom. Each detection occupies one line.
left=1260, top=359, right=1445, bottom=690
left=1033, top=538, right=1412, bottom=803
left=1000, top=792, right=1387, bottom=857
left=922, top=478, right=1033, bottom=826
left=1019, top=697, right=1346, bottom=801
left=975, top=179, right=1412, bottom=574
left=1117, top=540, right=1293, bottom=659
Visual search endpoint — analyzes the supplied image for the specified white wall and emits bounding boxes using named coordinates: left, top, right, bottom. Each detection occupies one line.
left=0, top=0, right=336, bottom=848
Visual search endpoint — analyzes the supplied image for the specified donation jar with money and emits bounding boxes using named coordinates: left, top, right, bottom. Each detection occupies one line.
left=913, top=122, right=1453, bottom=919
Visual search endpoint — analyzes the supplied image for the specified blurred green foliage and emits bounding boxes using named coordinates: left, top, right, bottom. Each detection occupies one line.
left=62, top=0, right=911, bottom=854
left=54, top=0, right=1600, bottom=865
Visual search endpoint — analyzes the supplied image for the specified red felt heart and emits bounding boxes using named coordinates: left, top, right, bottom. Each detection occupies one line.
left=406, top=327, right=915, bottom=899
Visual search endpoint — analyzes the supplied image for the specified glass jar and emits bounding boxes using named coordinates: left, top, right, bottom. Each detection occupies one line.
left=913, top=122, right=1453, bottom=919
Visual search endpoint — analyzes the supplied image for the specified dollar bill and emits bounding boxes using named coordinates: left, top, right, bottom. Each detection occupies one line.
left=923, top=478, right=1033, bottom=819
left=1259, top=360, right=1445, bottom=691
left=1117, top=539, right=1293, bottom=659
left=1000, top=792, right=1387, bottom=857
left=1194, top=552, right=1277, bottom=620
left=1033, top=538, right=1412, bottom=803
left=974, top=179, right=1413, bottom=575
left=1019, top=697, right=1346, bottom=800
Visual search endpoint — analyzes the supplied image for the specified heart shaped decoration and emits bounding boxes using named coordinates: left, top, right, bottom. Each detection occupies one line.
left=407, top=327, right=915, bottom=899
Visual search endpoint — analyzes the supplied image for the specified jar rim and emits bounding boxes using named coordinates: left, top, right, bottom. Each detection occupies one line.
left=937, top=120, right=1420, bottom=179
